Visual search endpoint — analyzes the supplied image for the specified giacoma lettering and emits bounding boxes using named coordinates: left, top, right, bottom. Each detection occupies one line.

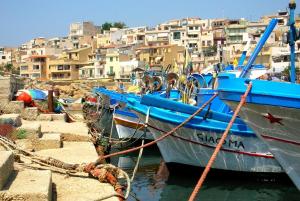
left=196, top=133, right=245, bottom=149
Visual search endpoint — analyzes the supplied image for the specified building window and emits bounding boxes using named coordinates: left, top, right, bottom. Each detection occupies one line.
left=202, top=41, right=206, bottom=46
left=64, top=65, right=70, bottom=70
left=32, top=73, right=40, bottom=78
left=57, top=65, right=63, bottom=70
left=116, top=57, right=118, bottom=61
left=189, top=27, right=193, bottom=30
left=33, top=65, right=40, bottom=70
left=173, top=32, right=181, bottom=40
left=110, top=57, right=113, bottom=62
left=207, top=41, right=212, bottom=46
left=2, top=56, right=6, bottom=59
left=110, top=66, right=113, bottom=74
left=20, top=66, right=28, bottom=71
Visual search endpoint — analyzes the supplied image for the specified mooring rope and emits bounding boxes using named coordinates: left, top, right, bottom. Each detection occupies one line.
left=188, top=82, right=252, bottom=201
left=0, top=135, right=131, bottom=201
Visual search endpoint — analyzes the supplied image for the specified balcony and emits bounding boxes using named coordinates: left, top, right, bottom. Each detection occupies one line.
left=107, top=72, right=115, bottom=77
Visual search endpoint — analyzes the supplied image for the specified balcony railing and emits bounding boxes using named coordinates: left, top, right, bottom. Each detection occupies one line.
left=107, top=72, right=115, bottom=76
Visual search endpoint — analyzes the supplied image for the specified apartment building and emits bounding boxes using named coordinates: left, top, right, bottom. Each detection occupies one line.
left=79, top=51, right=106, bottom=79
left=47, top=47, right=92, bottom=80
left=0, top=47, right=13, bottom=65
left=137, top=44, right=185, bottom=69
left=19, top=55, right=48, bottom=80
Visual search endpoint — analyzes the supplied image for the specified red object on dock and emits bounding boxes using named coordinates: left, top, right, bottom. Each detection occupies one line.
left=16, top=92, right=32, bottom=104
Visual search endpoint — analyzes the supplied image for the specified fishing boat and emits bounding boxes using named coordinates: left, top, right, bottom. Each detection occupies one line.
left=218, top=1, right=300, bottom=189
left=92, top=78, right=181, bottom=140
left=126, top=95, right=283, bottom=173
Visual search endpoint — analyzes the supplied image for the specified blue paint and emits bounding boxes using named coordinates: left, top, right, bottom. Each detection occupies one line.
left=218, top=74, right=300, bottom=109
left=289, top=1, right=297, bottom=83
left=127, top=97, right=255, bottom=137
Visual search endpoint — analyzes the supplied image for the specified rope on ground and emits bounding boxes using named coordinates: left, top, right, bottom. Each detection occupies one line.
left=188, top=82, right=253, bottom=201
left=90, top=93, right=218, bottom=166
left=0, top=135, right=131, bottom=201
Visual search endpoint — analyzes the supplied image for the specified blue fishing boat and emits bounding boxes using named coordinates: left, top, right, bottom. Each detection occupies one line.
left=126, top=94, right=282, bottom=172
left=218, top=1, right=300, bottom=189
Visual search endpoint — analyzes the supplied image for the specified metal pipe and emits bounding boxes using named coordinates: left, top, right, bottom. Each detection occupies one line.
left=289, top=0, right=297, bottom=83
left=239, top=18, right=278, bottom=78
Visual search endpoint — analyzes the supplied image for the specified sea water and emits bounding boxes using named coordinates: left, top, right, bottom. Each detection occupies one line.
left=110, top=147, right=300, bottom=201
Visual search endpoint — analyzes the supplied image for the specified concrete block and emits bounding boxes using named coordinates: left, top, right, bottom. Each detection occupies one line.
left=18, top=122, right=41, bottom=139
left=0, top=170, right=52, bottom=201
left=7, top=101, right=24, bottom=114
left=37, top=114, right=52, bottom=121
left=21, top=107, right=39, bottom=121
left=0, top=114, right=22, bottom=127
left=51, top=113, right=67, bottom=122
left=15, top=139, right=34, bottom=152
left=0, top=151, right=14, bottom=190
left=33, top=133, right=62, bottom=151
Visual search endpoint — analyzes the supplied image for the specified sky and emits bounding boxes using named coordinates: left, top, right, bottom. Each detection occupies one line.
left=1, top=0, right=299, bottom=47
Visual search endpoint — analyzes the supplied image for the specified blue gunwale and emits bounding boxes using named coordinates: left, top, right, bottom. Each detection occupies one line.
left=127, top=98, right=256, bottom=137
left=217, top=74, right=300, bottom=109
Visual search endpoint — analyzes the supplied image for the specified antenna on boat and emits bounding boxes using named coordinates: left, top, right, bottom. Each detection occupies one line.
left=288, top=0, right=297, bottom=83
left=239, top=18, right=278, bottom=78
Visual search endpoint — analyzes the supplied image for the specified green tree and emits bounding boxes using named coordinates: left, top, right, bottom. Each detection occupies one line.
left=113, top=22, right=126, bottom=29
left=101, top=22, right=113, bottom=31
left=4, top=63, right=13, bottom=72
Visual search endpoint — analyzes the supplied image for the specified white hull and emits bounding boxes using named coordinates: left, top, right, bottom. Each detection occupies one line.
left=135, top=112, right=283, bottom=173
left=113, top=113, right=154, bottom=140
left=225, top=101, right=300, bottom=189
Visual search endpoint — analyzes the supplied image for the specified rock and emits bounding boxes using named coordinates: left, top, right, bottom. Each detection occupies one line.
left=21, top=107, right=39, bottom=121
left=0, top=151, right=14, bottom=190
left=18, top=122, right=42, bottom=139
left=33, top=133, right=62, bottom=151
left=15, top=139, right=34, bottom=151
left=51, top=114, right=67, bottom=122
left=0, top=170, right=52, bottom=201
left=0, top=114, right=22, bottom=127
left=37, top=114, right=53, bottom=121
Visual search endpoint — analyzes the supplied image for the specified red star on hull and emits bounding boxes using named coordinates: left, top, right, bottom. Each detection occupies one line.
left=263, top=113, right=284, bottom=125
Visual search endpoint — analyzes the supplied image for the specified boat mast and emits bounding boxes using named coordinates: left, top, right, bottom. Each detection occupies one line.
left=239, top=19, right=278, bottom=78
left=289, top=0, right=297, bottom=83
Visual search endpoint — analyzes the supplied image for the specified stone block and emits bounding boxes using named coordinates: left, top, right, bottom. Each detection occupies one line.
left=0, top=170, right=52, bottom=201
left=8, top=101, right=24, bottom=114
left=0, top=151, right=14, bottom=190
left=37, top=114, right=52, bottom=121
left=33, top=133, right=62, bottom=151
left=51, top=113, right=67, bottom=122
left=0, top=101, right=24, bottom=114
left=15, top=139, right=34, bottom=152
left=18, top=122, right=41, bottom=139
left=21, top=107, right=39, bottom=121
left=0, top=114, right=22, bottom=127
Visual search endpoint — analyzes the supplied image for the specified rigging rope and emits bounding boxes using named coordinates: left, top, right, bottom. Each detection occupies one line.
left=90, top=93, right=218, bottom=166
left=188, top=82, right=253, bottom=201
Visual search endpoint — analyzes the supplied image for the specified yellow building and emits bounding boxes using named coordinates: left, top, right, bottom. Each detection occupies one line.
left=47, top=47, right=92, bottom=80
left=136, top=44, right=185, bottom=70
left=105, top=50, right=120, bottom=79
left=96, top=33, right=111, bottom=48
left=19, top=55, right=48, bottom=80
